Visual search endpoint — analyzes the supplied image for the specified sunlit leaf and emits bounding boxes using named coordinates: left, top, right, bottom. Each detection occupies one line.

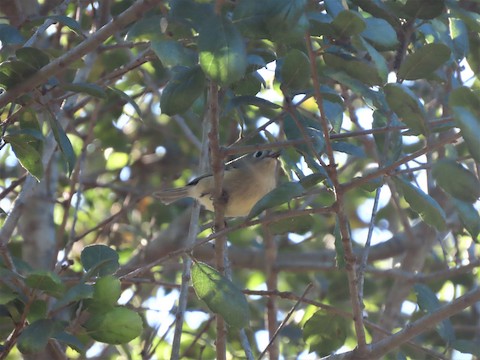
left=85, top=307, right=143, bottom=344
left=449, top=18, right=469, bottom=60
left=192, top=262, right=250, bottom=328
left=93, top=275, right=121, bottom=308
left=4, top=133, right=44, bottom=181
left=198, top=16, right=247, bottom=85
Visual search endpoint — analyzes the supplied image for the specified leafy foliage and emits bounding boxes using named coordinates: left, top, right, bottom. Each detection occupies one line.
left=1, top=0, right=480, bottom=359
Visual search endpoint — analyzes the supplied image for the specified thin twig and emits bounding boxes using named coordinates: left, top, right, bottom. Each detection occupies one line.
left=170, top=95, right=211, bottom=360
left=258, top=283, right=313, bottom=360
left=305, top=32, right=368, bottom=353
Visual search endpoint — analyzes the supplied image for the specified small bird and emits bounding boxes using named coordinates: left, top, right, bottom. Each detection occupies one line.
left=154, top=150, right=280, bottom=217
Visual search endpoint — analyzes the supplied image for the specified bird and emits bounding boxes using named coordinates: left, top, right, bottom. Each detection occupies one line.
left=154, top=150, right=280, bottom=217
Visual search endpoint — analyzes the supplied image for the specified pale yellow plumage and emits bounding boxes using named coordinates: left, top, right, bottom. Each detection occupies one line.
left=154, top=150, right=280, bottom=217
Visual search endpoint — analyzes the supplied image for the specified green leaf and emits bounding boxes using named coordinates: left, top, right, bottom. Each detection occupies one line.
left=126, top=15, right=164, bottom=40
left=46, top=115, right=76, bottom=176
left=299, top=172, right=328, bottom=189
left=361, top=17, right=398, bottom=49
left=231, top=72, right=262, bottom=96
left=384, top=83, right=427, bottom=135
left=248, top=182, right=304, bottom=218
left=414, top=283, right=440, bottom=312
left=198, top=16, right=247, bottom=85
left=397, top=43, right=451, bottom=80
left=52, top=283, right=94, bottom=311
left=283, top=112, right=325, bottom=154
left=107, top=87, right=143, bottom=119
left=394, top=177, right=446, bottom=231
left=279, top=49, right=311, bottom=91
left=25, top=271, right=65, bottom=297
left=53, top=331, right=85, bottom=353
left=160, top=66, right=205, bottom=115
left=151, top=39, right=197, bottom=68
left=331, top=10, right=366, bottom=37
left=27, top=300, right=47, bottom=323
left=191, top=262, right=250, bottom=328
left=81, top=245, right=119, bottom=277
left=16, top=47, right=50, bottom=70
left=169, top=0, right=214, bottom=32
left=0, top=287, right=18, bottom=305
left=451, top=199, right=480, bottom=241
left=331, top=141, right=365, bottom=157
left=303, top=311, right=348, bottom=356
left=233, top=0, right=272, bottom=38
left=85, top=307, right=143, bottom=344
left=323, top=53, right=383, bottom=86
left=17, top=319, right=64, bottom=354
left=227, top=95, right=281, bottom=111
left=414, top=284, right=455, bottom=342
left=432, top=159, right=480, bottom=203
left=4, top=133, right=44, bottom=181
left=93, top=276, right=121, bottom=308
left=47, top=15, right=83, bottom=34
left=269, top=214, right=315, bottom=235
left=105, top=151, right=129, bottom=171
left=403, top=0, right=445, bottom=20
left=449, top=18, right=469, bottom=60
left=451, top=339, right=480, bottom=357
left=449, top=86, right=480, bottom=113
left=269, top=12, right=309, bottom=44
left=61, top=82, right=107, bottom=98
left=355, top=36, right=388, bottom=83
left=0, top=24, right=24, bottom=45
left=0, top=59, right=38, bottom=89
left=451, top=107, right=480, bottom=163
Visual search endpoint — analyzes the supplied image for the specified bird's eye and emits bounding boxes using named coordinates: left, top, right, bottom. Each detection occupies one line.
left=254, top=151, right=264, bottom=158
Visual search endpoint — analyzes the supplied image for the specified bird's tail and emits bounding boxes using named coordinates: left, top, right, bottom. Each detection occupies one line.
left=153, top=187, right=190, bottom=205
